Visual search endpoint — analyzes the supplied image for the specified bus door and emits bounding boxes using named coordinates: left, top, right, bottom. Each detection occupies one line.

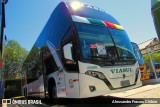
left=61, top=29, right=80, bottom=98
left=45, top=41, right=66, bottom=98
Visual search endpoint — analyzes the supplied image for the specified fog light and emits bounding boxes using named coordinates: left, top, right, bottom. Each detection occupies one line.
left=89, top=86, right=96, bottom=92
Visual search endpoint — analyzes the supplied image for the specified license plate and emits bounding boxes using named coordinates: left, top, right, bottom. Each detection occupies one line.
left=121, top=80, right=130, bottom=87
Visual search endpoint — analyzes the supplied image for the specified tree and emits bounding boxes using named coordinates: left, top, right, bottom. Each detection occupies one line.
left=143, top=52, right=160, bottom=63
left=143, top=55, right=149, bottom=63
left=151, top=52, right=160, bottom=62
left=4, top=40, right=28, bottom=80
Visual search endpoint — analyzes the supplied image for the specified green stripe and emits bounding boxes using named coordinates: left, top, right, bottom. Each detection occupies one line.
left=87, top=18, right=105, bottom=26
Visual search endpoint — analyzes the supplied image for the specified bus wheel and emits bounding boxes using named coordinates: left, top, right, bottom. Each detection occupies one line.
left=24, top=88, right=28, bottom=99
left=52, top=85, right=57, bottom=98
left=48, top=80, right=58, bottom=104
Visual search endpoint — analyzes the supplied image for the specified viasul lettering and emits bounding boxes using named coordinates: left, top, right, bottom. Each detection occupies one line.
left=111, top=68, right=133, bottom=74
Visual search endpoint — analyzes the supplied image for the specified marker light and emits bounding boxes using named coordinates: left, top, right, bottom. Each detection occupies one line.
left=103, top=21, right=123, bottom=30
left=103, top=21, right=116, bottom=29
left=70, top=1, right=83, bottom=11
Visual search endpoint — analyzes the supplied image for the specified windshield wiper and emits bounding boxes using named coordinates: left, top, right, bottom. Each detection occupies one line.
left=90, top=55, right=106, bottom=59
left=116, top=56, right=137, bottom=63
left=90, top=55, right=114, bottom=59
left=105, top=55, right=136, bottom=64
left=90, top=55, right=116, bottom=64
left=89, top=55, right=115, bottom=66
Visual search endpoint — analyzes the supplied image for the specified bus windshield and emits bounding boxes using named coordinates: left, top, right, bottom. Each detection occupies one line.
left=108, top=28, right=135, bottom=60
left=76, top=23, right=136, bottom=64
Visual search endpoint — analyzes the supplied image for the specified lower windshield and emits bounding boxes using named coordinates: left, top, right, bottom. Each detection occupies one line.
left=76, top=23, right=136, bottom=64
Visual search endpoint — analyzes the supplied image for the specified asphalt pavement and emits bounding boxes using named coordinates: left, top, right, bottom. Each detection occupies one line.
left=4, top=81, right=160, bottom=107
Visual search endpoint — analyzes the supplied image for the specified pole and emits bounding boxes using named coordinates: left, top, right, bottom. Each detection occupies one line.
left=147, top=47, right=157, bottom=79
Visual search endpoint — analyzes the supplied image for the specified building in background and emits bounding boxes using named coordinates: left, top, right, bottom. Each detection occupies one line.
left=138, top=37, right=160, bottom=55
left=151, top=0, right=160, bottom=40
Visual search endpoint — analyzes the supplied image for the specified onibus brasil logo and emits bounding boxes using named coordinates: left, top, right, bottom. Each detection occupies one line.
left=2, top=99, right=42, bottom=105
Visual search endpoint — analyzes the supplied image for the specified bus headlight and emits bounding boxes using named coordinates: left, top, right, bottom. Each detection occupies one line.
left=85, top=71, right=106, bottom=80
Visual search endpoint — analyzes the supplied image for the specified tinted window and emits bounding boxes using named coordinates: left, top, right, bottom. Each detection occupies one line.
left=109, top=28, right=135, bottom=60
left=62, top=41, right=77, bottom=71
left=45, top=56, right=58, bottom=75
left=76, top=23, right=114, bottom=60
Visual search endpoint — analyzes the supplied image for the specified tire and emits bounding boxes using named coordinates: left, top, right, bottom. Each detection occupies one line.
left=23, top=89, right=25, bottom=96
left=24, top=88, right=28, bottom=99
left=48, top=80, right=58, bottom=104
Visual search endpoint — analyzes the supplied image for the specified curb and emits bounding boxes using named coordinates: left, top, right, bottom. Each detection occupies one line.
left=107, top=83, right=160, bottom=98
left=142, top=79, right=160, bottom=85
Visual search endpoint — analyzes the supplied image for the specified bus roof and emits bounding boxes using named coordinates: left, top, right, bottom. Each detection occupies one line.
left=64, top=1, right=120, bottom=25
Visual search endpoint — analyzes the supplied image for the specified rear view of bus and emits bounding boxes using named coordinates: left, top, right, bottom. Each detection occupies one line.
left=22, top=1, right=142, bottom=99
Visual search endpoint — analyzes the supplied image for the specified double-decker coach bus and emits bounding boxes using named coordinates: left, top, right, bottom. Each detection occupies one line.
left=131, top=42, right=149, bottom=80
left=22, top=1, right=142, bottom=99
left=151, top=0, right=160, bottom=40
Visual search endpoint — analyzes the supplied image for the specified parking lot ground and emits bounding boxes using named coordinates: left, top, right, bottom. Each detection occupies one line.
left=4, top=82, right=160, bottom=107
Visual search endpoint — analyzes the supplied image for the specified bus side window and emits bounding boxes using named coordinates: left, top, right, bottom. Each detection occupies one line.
left=45, top=56, right=58, bottom=75
left=62, top=42, right=77, bottom=71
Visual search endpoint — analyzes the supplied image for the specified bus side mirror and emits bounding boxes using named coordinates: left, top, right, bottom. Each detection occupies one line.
left=63, top=43, right=74, bottom=62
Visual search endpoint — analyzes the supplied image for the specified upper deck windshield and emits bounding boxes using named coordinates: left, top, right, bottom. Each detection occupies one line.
left=76, top=23, right=136, bottom=65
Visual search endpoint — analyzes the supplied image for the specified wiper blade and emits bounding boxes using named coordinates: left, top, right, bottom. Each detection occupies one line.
left=90, top=55, right=113, bottom=60
left=90, top=55, right=115, bottom=64
left=90, top=55, right=106, bottom=59
left=119, top=59, right=137, bottom=62
left=105, top=56, right=136, bottom=64
left=115, top=56, right=137, bottom=63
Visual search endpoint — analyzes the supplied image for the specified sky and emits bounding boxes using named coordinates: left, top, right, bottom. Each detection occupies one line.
left=5, top=0, right=157, bottom=51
